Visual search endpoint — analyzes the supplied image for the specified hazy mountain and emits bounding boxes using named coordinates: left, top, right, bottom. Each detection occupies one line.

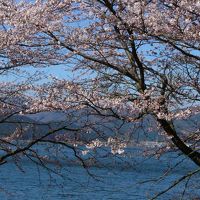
left=26, top=111, right=68, bottom=123
left=27, top=108, right=200, bottom=142
left=0, top=107, right=199, bottom=142
left=0, top=114, right=49, bottom=140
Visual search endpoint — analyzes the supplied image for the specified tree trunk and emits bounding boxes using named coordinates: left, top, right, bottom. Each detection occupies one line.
left=158, top=118, right=200, bottom=166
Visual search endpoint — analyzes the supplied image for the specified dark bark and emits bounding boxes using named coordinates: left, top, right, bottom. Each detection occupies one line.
left=171, top=135, right=200, bottom=166
left=158, top=118, right=200, bottom=166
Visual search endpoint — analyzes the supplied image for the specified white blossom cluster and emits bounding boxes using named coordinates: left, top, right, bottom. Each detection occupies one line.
left=82, top=137, right=127, bottom=155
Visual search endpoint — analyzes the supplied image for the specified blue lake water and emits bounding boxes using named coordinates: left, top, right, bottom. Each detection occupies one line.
left=0, top=146, right=200, bottom=200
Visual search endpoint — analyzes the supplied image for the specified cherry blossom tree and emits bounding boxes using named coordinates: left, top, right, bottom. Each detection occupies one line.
left=0, top=0, right=200, bottom=198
